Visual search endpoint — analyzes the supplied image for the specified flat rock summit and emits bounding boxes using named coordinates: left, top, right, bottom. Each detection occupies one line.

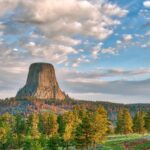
left=16, top=63, right=66, bottom=100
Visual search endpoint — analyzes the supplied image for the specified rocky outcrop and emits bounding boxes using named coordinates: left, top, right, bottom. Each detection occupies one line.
left=16, top=63, right=66, bottom=100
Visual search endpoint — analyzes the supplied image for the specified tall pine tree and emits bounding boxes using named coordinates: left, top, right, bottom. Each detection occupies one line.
left=133, top=111, right=145, bottom=134
left=116, top=108, right=133, bottom=134
left=144, top=110, right=150, bottom=133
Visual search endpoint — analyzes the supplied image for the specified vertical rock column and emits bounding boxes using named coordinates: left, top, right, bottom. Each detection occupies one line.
left=16, top=63, right=66, bottom=100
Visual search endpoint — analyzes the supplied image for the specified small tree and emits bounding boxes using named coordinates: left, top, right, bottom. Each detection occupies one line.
left=63, top=111, right=80, bottom=149
left=122, top=108, right=133, bottom=134
left=15, top=113, right=26, bottom=147
left=0, top=127, right=7, bottom=149
left=23, top=139, right=43, bottom=150
left=115, top=109, right=124, bottom=134
left=91, top=106, right=109, bottom=148
left=133, top=111, right=145, bottom=134
left=75, top=112, right=93, bottom=150
left=144, top=110, right=150, bottom=133
left=28, top=113, right=40, bottom=139
left=0, top=112, right=15, bottom=149
left=48, top=113, right=58, bottom=137
left=116, top=108, right=133, bottom=134
left=41, top=112, right=58, bottom=137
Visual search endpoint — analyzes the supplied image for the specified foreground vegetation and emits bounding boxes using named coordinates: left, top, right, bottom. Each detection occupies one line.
left=103, top=134, right=150, bottom=150
left=0, top=105, right=150, bottom=150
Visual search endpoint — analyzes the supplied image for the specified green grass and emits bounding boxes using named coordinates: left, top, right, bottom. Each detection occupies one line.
left=134, top=139, right=150, bottom=150
left=100, top=134, right=150, bottom=150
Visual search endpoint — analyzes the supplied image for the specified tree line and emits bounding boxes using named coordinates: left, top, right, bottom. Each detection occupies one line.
left=0, top=106, right=150, bottom=150
left=116, top=108, right=150, bottom=134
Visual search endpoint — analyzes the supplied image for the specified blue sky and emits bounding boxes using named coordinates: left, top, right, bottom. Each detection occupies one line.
left=0, top=0, right=150, bottom=103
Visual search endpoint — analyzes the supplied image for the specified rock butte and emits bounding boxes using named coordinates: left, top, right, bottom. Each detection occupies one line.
left=16, top=63, right=66, bottom=100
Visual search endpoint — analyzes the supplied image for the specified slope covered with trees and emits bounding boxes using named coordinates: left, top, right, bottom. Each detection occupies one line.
left=0, top=105, right=150, bottom=150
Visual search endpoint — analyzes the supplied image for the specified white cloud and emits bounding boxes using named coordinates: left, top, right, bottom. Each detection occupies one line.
left=26, top=44, right=77, bottom=64
left=116, top=40, right=122, bottom=44
left=2, top=0, right=127, bottom=41
left=0, top=0, right=19, bottom=17
left=0, top=0, right=128, bottom=69
left=0, top=0, right=132, bottom=100
left=122, top=34, right=133, bottom=41
left=28, top=42, right=36, bottom=46
left=92, top=43, right=116, bottom=58
left=145, top=31, right=150, bottom=36
left=143, top=1, right=150, bottom=8
left=58, top=68, right=150, bottom=81
left=72, top=55, right=90, bottom=67
left=102, top=3, right=128, bottom=17
left=52, top=36, right=81, bottom=46
left=62, top=77, right=150, bottom=97
left=91, top=42, right=103, bottom=58
left=140, top=41, right=150, bottom=48
left=92, top=49, right=100, bottom=59
left=101, top=47, right=117, bottom=55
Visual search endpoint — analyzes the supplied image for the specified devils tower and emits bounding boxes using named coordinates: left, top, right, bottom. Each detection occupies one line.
left=16, top=63, right=66, bottom=100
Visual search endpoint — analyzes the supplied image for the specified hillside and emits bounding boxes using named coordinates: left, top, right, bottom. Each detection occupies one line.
left=0, top=97, right=150, bottom=122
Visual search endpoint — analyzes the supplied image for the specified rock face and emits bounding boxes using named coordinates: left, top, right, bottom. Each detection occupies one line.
left=16, top=63, right=66, bottom=100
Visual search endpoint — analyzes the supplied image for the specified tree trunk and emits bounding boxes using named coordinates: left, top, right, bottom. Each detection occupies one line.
left=2, top=144, right=5, bottom=150
left=66, top=142, right=69, bottom=150
left=86, top=143, right=89, bottom=150
left=94, top=142, right=97, bottom=150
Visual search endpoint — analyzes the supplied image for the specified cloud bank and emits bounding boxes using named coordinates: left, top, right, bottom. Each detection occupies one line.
left=0, top=0, right=149, bottom=103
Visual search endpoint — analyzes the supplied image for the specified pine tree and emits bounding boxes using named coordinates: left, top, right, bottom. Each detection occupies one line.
left=0, top=127, right=7, bottom=149
left=0, top=112, right=15, bottom=149
left=122, top=108, right=133, bottom=134
left=63, top=111, right=81, bottom=149
left=57, top=115, right=65, bottom=137
left=133, top=112, right=139, bottom=132
left=91, top=106, right=109, bottom=148
left=28, top=113, right=40, bottom=139
left=75, top=112, right=93, bottom=150
left=41, top=112, right=58, bottom=137
left=0, top=112, right=14, bottom=129
left=38, top=113, right=45, bottom=134
left=48, top=113, right=58, bottom=137
left=115, top=109, right=124, bottom=134
left=41, top=112, right=49, bottom=135
left=15, top=113, right=26, bottom=147
left=133, top=111, right=145, bottom=134
left=116, top=108, right=133, bottom=134
left=144, top=110, right=150, bottom=133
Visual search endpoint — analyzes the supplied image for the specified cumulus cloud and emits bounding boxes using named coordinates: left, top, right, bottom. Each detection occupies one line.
left=11, top=0, right=127, bottom=40
left=101, top=47, right=117, bottom=55
left=116, top=40, right=122, bottom=44
left=72, top=55, right=90, bottom=67
left=1, top=0, right=143, bottom=101
left=122, top=34, right=133, bottom=41
left=91, top=42, right=103, bottom=58
left=143, top=1, right=150, bottom=8
left=145, top=31, right=150, bottom=36
left=0, top=0, right=19, bottom=17
left=27, top=44, right=77, bottom=60
left=52, top=36, right=81, bottom=46
left=91, top=43, right=117, bottom=58
left=102, top=3, right=128, bottom=17
left=0, top=0, right=128, bottom=41
left=0, top=0, right=128, bottom=71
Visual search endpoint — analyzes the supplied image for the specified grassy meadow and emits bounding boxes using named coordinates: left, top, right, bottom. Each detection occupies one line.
left=101, top=134, right=150, bottom=150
